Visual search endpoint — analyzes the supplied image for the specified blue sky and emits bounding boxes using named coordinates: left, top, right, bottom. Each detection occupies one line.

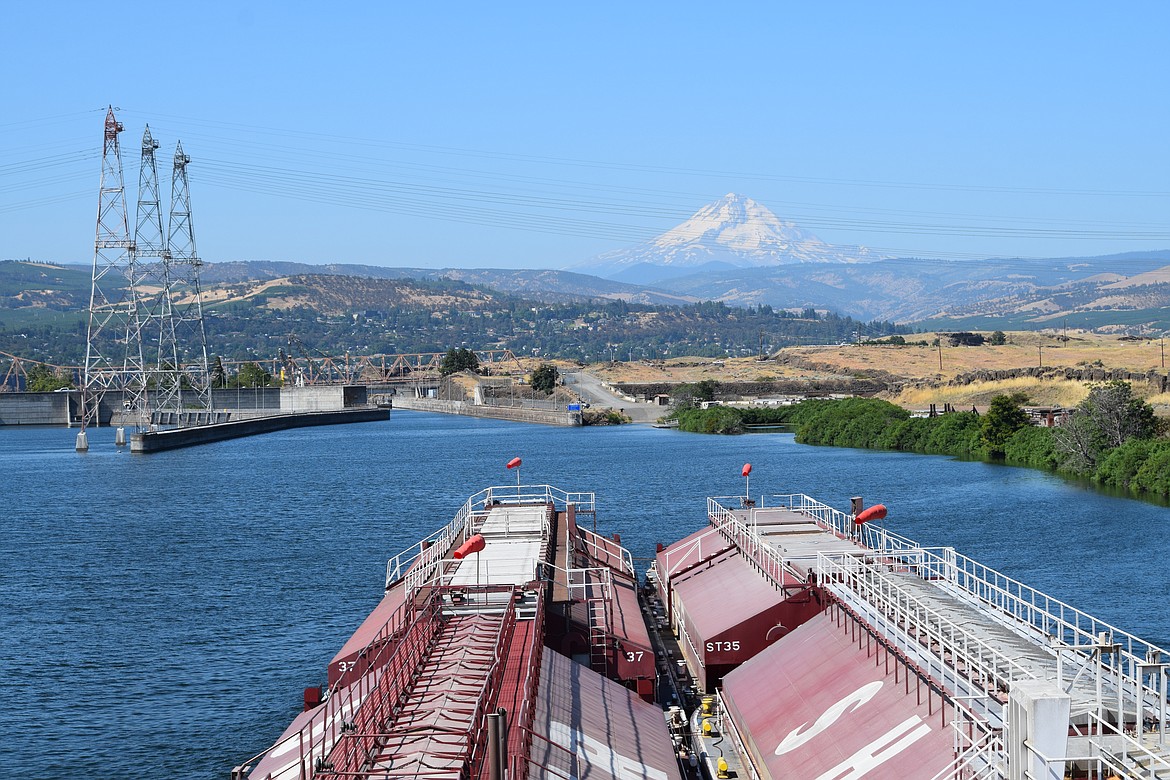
left=3, top=2, right=1169, bottom=269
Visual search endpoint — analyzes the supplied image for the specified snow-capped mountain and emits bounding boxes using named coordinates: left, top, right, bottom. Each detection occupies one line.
left=577, top=194, right=877, bottom=282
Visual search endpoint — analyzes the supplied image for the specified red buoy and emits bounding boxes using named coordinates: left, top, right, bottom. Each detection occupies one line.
left=855, top=504, right=888, bottom=524
left=506, top=457, right=522, bottom=469
left=742, top=463, right=752, bottom=477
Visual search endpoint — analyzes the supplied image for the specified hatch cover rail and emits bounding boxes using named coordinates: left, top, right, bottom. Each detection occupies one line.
left=871, top=542, right=1170, bottom=736
left=818, top=551, right=1037, bottom=705
left=387, top=484, right=592, bottom=591
left=707, top=497, right=800, bottom=588
left=576, top=525, right=635, bottom=577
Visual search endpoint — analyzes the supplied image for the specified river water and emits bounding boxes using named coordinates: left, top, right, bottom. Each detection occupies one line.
left=2, top=411, right=1168, bottom=778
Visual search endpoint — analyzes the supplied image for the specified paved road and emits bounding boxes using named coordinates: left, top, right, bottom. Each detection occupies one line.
left=562, top=371, right=665, bottom=424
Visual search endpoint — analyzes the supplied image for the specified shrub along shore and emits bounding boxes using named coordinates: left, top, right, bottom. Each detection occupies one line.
left=673, top=383, right=1170, bottom=499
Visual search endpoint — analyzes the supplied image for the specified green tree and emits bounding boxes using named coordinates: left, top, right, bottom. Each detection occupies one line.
left=1084, top=380, right=1158, bottom=449
left=25, top=363, right=73, bottom=392
left=440, top=347, right=480, bottom=376
left=234, top=361, right=273, bottom=388
left=981, top=392, right=1031, bottom=457
left=1052, top=381, right=1158, bottom=472
left=529, top=363, right=559, bottom=393
left=989, top=330, right=1007, bottom=345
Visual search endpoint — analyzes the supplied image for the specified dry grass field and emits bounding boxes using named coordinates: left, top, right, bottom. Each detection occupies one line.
left=579, top=331, right=1170, bottom=413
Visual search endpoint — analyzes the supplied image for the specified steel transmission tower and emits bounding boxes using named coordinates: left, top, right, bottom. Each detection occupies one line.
left=130, top=125, right=175, bottom=422
left=160, top=140, right=212, bottom=418
left=78, top=107, right=144, bottom=451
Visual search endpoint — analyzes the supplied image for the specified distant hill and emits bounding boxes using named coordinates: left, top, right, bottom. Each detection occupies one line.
left=201, top=273, right=504, bottom=316
left=8, top=241, right=1170, bottom=339
left=0, top=259, right=102, bottom=308
left=613, top=251, right=1170, bottom=329
left=199, top=261, right=689, bottom=306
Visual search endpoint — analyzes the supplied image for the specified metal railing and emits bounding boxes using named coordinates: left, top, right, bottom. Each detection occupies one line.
left=1077, top=709, right=1170, bottom=779
left=509, top=590, right=547, bottom=780
left=658, top=525, right=726, bottom=581
left=386, top=484, right=594, bottom=592
left=861, top=543, right=1170, bottom=743
left=465, top=599, right=520, bottom=780
left=235, top=588, right=445, bottom=780
left=707, top=497, right=793, bottom=588
left=576, top=525, right=634, bottom=577
left=329, top=595, right=454, bottom=776
left=715, top=691, right=763, bottom=780
left=928, top=719, right=1005, bottom=780
left=711, top=489, right=1170, bottom=758
left=510, top=729, right=581, bottom=780
left=818, top=552, right=1037, bottom=706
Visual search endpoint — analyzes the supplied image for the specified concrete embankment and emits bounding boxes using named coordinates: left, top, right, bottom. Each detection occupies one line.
left=0, top=387, right=285, bottom=426
left=0, top=391, right=73, bottom=425
left=129, top=407, right=389, bottom=452
left=392, top=397, right=581, bottom=426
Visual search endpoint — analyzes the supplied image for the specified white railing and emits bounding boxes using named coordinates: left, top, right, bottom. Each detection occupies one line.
left=1079, top=709, right=1170, bottom=778
left=708, top=493, right=855, bottom=539
left=928, top=719, right=1005, bottom=780
left=565, top=566, right=613, bottom=603
left=659, top=526, right=725, bottom=582
left=577, top=526, right=635, bottom=577
left=818, top=552, right=1037, bottom=706
left=862, top=542, right=1170, bottom=737
left=714, top=690, right=763, bottom=780
left=708, top=497, right=794, bottom=588
left=386, top=484, right=594, bottom=592
left=483, top=484, right=595, bottom=514
left=702, top=489, right=1170, bottom=778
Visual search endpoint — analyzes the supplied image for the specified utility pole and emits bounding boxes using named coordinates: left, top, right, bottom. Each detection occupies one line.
left=78, top=107, right=138, bottom=451
left=937, top=342, right=943, bottom=371
left=1162, top=337, right=1165, bottom=369
left=1038, top=345, right=1043, bottom=367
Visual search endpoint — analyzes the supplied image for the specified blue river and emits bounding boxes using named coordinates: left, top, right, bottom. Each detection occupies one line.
left=2, top=411, right=1168, bottom=778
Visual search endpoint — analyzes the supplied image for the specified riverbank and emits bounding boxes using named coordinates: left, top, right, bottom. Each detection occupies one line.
left=674, top=397, right=1170, bottom=501
left=391, top=396, right=582, bottom=426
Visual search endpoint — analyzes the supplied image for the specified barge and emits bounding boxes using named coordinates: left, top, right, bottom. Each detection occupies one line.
left=236, top=480, right=1170, bottom=780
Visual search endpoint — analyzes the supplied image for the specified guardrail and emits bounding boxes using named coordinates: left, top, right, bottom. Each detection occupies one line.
left=386, top=484, right=594, bottom=591
left=711, top=489, right=1170, bottom=752
left=928, top=719, right=1005, bottom=780
left=234, top=588, right=445, bottom=780
left=865, top=543, right=1170, bottom=743
left=512, top=729, right=581, bottom=780
left=330, top=594, right=450, bottom=775
left=715, top=691, right=763, bottom=780
left=659, top=526, right=725, bottom=582
left=509, top=591, right=547, bottom=780
left=708, top=492, right=855, bottom=539
left=818, top=552, right=1037, bottom=704
left=577, top=526, right=634, bottom=577
left=466, top=598, right=520, bottom=780
left=707, top=497, right=794, bottom=588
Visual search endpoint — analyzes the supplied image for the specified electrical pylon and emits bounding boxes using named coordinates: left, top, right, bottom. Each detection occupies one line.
left=130, top=124, right=174, bottom=424
left=160, top=140, right=212, bottom=418
left=78, top=107, right=143, bottom=451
